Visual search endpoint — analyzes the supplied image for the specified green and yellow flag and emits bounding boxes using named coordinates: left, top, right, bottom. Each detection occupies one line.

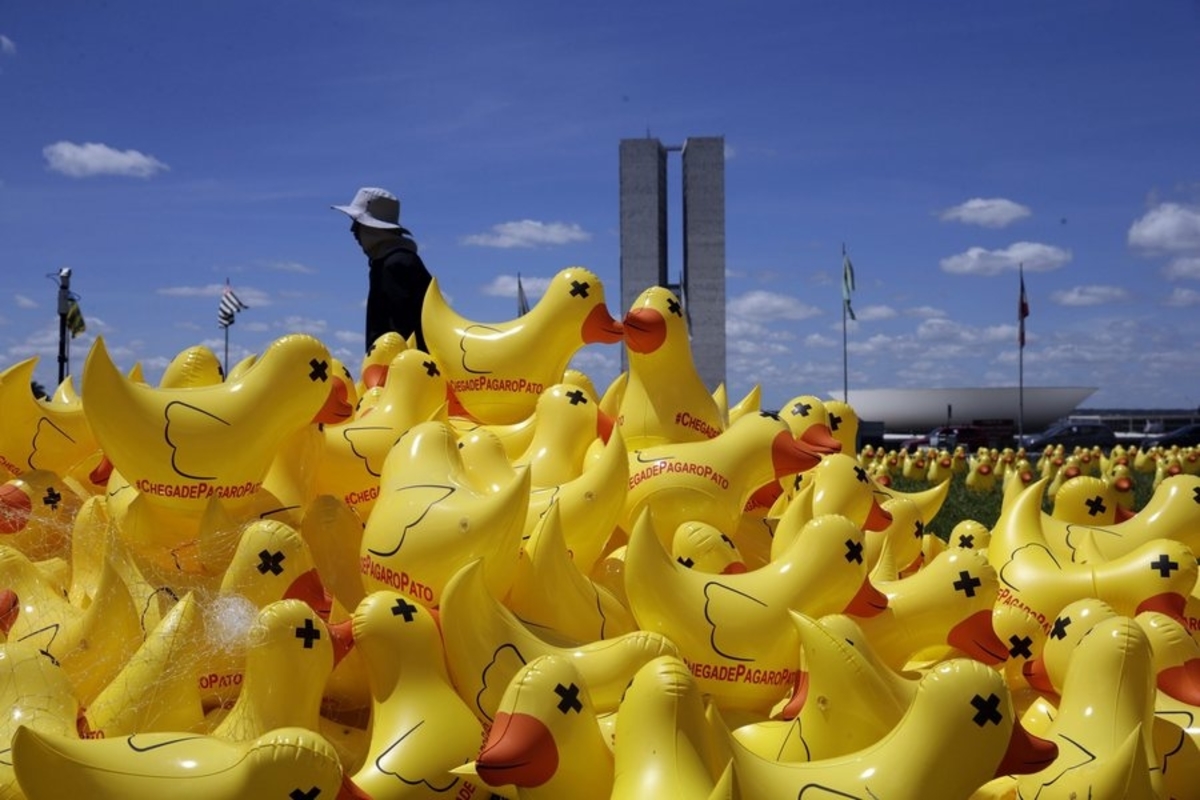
left=65, top=299, right=86, bottom=338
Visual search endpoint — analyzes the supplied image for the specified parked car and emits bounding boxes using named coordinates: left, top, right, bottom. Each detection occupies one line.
left=900, top=425, right=993, bottom=452
left=929, top=425, right=992, bottom=451
left=1143, top=422, right=1200, bottom=449
left=1021, top=421, right=1117, bottom=452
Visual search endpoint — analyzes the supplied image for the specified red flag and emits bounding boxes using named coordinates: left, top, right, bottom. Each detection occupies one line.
left=1018, top=267, right=1029, bottom=348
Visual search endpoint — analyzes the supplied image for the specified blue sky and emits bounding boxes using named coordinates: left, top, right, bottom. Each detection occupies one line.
left=3, top=2, right=1200, bottom=413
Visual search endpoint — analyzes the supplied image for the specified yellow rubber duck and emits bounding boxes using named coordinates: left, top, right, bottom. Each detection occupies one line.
left=965, top=450, right=998, bottom=493
left=12, top=725, right=356, bottom=800
left=350, top=589, right=486, bottom=800
left=0, top=357, right=99, bottom=483
left=988, top=480, right=1198, bottom=636
left=0, top=640, right=79, bottom=797
left=0, top=544, right=141, bottom=707
left=779, top=612, right=918, bottom=758
left=727, top=658, right=1057, bottom=799
left=359, top=420, right=531, bottom=608
left=81, top=335, right=352, bottom=514
left=672, top=520, right=747, bottom=575
left=82, top=592, right=206, bottom=738
left=616, top=285, right=725, bottom=450
left=512, top=382, right=614, bottom=489
left=611, top=654, right=729, bottom=798
left=506, top=503, right=637, bottom=644
left=624, top=509, right=885, bottom=714
left=438, top=559, right=677, bottom=724
left=769, top=453, right=893, bottom=557
left=925, top=449, right=954, bottom=484
left=1012, top=615, right=1164, bottom=799
left=623, top=411, right=833, bottom=549
left=211, top=600, right=357, bottom=766
left=1040, top=474, right=1200, bottom=562
left=159, top=344, right=225, bottom=389
left=856, top=548, right=1009, bottom=671
left=358, top=330, right=409, bottom=394
left=313, top=349, right=450, bottom=520
left=421, top=267, right=623, bottom=425
left=471, top=654, right=613, bottom=800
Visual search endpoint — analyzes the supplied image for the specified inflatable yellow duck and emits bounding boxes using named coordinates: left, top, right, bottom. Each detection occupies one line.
left=624, top=411, right=835, bottom=549
left=616, top=285, right=725, bottom=450
left=856, top=547, right=1009, bottom=670
left=624, top=510, right=885, bottom=714
left=471, top=654, right=613, bottom=800
left=610, top=654, right=730, bottom=799
left=82, top=335, right=352, bottom=514
left=439, top=559, right=678, bottom=724
left=0, top=357, right=99, bottom=484
left=359, top=420, right=531, bottom=607
left=12, top=726, right=359, bottom=800
left=351, top=589, right=487, bottom=800
left=727, top=658, right=1056, bottom=800
left=313, top=349, right=450, bottom=520
left=1012, top=615, right=1164, bottom=800
left=421, top=266, right=623, bottom=425
left=989, top=480, right=1198, bottom=638
left=0, top=641, right=80, bottom=799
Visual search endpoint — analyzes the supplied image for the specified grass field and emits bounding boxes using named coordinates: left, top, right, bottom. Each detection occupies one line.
left=887, top=468, right=1159, bottom=541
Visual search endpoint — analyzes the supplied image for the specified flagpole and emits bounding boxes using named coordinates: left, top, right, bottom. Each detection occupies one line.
left=55, top=267, right=72, bottom=384
left=224, top=326, right=230, bottom=378
left=841, top=243, right=850, bottom=402
left=1018, top=264, right=1026, bottom=443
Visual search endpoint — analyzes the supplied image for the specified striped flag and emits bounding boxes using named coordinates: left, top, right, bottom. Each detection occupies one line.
left=842, top=246, right=856, bottom=321
left=218, top=281, right=249, bottom=328
left=517, top=272, right=531, bottom=315
left=1018, top=265, right=1029, bottom=348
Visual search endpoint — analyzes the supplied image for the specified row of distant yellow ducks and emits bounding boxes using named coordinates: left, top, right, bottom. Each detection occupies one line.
left=858, top=442, right=1200, bottom=498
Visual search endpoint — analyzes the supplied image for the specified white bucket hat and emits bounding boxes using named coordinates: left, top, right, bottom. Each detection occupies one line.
left=332, top=187, right=402, bottom=229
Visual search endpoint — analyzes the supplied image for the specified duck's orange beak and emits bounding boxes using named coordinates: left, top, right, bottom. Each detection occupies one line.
left=361, top=362, right=388, bottom=390
left=90, top=454, right=115, bottom=487
left=775, top=669, right=809, bottom=720
left=1157, top=657, right=1200, bottom=705
left=326, top=618, right=356, bottom=668
left=843, top=576, right=889, bottom=618
left=0, top=589, right=18, bottom=636
left=1137, top=592, right=1188, bottom=625
left=312, top=377, right=355, bottom=425
left=996, top=717, right=1058, bottom=777
left=476, top=711, right=558, bottom=788
left=596, top=409, right=615, bottom=444
left=284, top=568, right=333, bottom=621
left=771, top=431, right=822, bottom=476
left=1021, top=655, right=1058, bottom=695
left=581, top=304, right=624, bottom=344
left=621, top=307, right=664, bottom=353
left=947, top=609, right=1008, bottom=665
left=863, top=497, right=893, bottom=532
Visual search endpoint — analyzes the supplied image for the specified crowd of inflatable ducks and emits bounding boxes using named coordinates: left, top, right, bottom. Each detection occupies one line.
left=3, top=266, right=1200, bottom=799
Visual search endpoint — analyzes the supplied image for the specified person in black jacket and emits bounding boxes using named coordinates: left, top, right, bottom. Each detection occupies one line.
left=332, top=187, right=432, bottom=353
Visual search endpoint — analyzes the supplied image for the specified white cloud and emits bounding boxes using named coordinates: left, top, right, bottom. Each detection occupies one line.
left=1051, top=285, right=1130, bottom=306
left=156, top=283, right=271, bottom=307
left=43, top=141, right=169, bottom=178
left=1165, top=287, right=1200, bottom=307
left=939, top=241, right=1071, bottom=276
left=853, top=305, right=897, bottom=321
left=15, top=294, right=36, bottom=309
left=461, top=220, right=590, bottom=248
left=724, top=143, right=737, bottom=160
left=727, top=290, right=822, bottom=322
left=1128, top=203, right=1200, bottom=253
left=267, top=260, right=317, bottom=274
left=939, top=198, right=1031, bottom=228
left=1163, top=256, right=1200, bottom=281
left=482, top=274, right=552, bottom=298
left=905, top=305, right=948, bottom=318
left=1, top=35, right=15, bottom=56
